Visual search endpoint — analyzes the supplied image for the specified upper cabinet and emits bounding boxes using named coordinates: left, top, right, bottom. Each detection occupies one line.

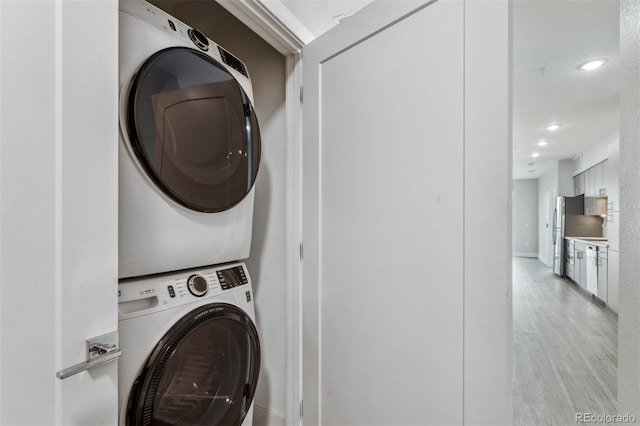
left=573, top=161, right=606, bottom=197
left=574, top=172, right=585, bottom=196
left=606, top=141, right=620, bottom=212
left=601, top=159, right=608, bottom=196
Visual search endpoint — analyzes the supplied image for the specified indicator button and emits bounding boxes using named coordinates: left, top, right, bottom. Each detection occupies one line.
left=167, top=285, right=176, bottom=298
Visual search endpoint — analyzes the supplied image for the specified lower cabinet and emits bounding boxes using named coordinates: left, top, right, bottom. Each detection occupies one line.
left=608, top=249, right=619, bottom=313
left=575, top=243, right=587, bottom=289
left=596, top=249, right=608, bottom=302
left=566, top=261, right=574, bottom=280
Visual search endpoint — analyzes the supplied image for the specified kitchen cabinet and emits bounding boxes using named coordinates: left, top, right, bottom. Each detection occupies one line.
left=575, top=241, right=587, bottom=289
left=574, top=162, right=606, bottom=197
left=574, top=173, right=585, bottom=195
left=597, top=248, right=608, bottom=302
left=606, top=142, right=620, bottom=212
left=584, top=196, right=607, bottom=216
left=584, top=168, right=592, bottom=196
left=566, top=261, right=574, bottom=280
left=565, top=238, right=575, bottom=280
left=586, top=245, right=598, bottom=294
left=588, top=162, right=603, bottom=196
left=608, top=249, right=619, bottom=313
left=606, top=210, right=619, bottom=251
left=600, top=160, right=608, bottom=196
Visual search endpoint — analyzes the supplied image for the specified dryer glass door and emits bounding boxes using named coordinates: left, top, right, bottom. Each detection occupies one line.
left=127, top=303, right=260, bottom=426
left=126, top=47, right=261, bottom=213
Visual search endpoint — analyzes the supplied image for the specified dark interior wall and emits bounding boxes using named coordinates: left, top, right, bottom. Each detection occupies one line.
left=146, top=1, right=289, bottom=424
left=148, top=0, right=285, bottom=128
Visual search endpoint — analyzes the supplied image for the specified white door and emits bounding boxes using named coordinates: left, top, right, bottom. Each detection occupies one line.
left=0, top=2, right=119, bottom=424
left=302, top=0, right=511, bottom=425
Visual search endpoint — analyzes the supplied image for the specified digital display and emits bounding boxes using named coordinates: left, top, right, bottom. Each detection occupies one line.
left=217, top=266, right=248, bottom=290
left=218, top=47, right=248, bottom=78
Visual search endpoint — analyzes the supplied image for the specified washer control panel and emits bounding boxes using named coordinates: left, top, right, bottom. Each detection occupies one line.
left=118, top=262, right=251, bottom=318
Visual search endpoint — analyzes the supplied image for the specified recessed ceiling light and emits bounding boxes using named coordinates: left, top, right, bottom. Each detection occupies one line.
left=531, top=152, right=540, bottom=158
left=537, top=140, right=549, bottom=146
left=578, top=59, right=607, bottom=71
left=545, top=124, right=561, bottom=131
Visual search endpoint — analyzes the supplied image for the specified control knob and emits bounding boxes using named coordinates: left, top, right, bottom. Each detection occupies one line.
left=188, top=29, right=209, bottom=51
left=187, top=274, right=208, bottom=297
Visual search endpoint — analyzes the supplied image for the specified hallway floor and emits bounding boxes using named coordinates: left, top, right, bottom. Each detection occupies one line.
left=513, top=257, right=617, bottom=425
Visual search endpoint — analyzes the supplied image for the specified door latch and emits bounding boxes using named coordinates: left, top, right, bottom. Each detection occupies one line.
left=56, top=331, right=122, bottom=380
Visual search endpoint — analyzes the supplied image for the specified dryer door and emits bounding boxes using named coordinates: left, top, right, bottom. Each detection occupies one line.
left=126, top=47, right=261, bottom=213
left=126, top=303, right=260, bottom=426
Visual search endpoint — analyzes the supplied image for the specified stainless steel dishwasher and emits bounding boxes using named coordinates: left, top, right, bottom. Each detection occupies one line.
left=586, top=245, right=598, bottom=295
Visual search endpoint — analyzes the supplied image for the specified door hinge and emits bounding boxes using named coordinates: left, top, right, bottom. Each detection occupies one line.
left=300, top=400, right=303, bottom=419
left=299, top=242, right=304, bottom=260
left=300, top=86, right=303, bottom=104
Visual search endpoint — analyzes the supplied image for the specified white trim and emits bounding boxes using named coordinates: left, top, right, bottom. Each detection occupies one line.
left=215, top=0, right=308, bottom=55
left=285, top=53, right=303, bottom=426
left=0, top=1, right=3, bottom=417
left=513, top=252, right=538, bottom=258
left=54, top=1, right=64, bottom=423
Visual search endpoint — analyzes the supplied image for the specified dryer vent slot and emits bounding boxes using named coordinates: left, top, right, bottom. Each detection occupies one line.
left=119, top=296, right=159, bottom=314
left=218, top=47, right=248, bottom=78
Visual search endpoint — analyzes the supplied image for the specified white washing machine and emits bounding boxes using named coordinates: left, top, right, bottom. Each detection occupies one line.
left=118, top=262, right=260, bottom=426
left=119, top=1, right=261, bottom=279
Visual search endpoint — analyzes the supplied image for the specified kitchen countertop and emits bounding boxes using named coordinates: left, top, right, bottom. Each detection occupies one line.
left=565, top=236, right=608, bottom=248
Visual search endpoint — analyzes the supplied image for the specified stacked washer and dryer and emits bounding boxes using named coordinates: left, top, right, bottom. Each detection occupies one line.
left=118, top=2, right=261, bottom=425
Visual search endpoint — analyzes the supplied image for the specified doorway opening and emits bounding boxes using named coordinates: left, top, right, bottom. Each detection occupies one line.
left=511, top=1, right=620, bottom=423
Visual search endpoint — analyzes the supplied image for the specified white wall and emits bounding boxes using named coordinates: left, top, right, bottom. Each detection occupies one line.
left=147, top=2, right=290, bottom=424
left=557, top=159, right=574, bottom=196
left=618, top=0, right=640, bottom=416
left=513, top=179, right=539, bottom=257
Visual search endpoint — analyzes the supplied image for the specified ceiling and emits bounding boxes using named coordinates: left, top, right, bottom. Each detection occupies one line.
left=266, top=0, right=620, bottom=180
left=512, top=0, right=619, bottom=179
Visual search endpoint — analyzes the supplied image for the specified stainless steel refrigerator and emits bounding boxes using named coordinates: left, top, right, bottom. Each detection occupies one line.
left=552, top=196, right=584, bottom=276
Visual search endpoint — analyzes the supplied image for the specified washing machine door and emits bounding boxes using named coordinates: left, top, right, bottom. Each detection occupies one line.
left=126, top=47, right=261, bottom=213
left=126, top=303, right=260, bottom=426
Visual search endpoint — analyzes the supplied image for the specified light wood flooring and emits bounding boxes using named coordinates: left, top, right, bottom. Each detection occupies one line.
left=513, top=257, right=617, bottom=425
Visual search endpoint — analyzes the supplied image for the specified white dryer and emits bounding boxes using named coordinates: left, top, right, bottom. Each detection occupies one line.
left=118, top=262, right=260, bottom=426
left=119, top=1, right=261, bottom=279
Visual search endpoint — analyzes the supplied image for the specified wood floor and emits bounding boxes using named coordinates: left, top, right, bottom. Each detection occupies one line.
left=513, top=257, right=617, bottom=425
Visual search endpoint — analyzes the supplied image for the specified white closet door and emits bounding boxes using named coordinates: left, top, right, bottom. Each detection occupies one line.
left=0, top=2, right=119, bottom=424
left=302, top=0, right=511, bottom=424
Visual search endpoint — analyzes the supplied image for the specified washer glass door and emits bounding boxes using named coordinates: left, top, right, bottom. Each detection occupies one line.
left=127, top=303, right=260, bottom=426
left=126, top=47, right=261, bottom=213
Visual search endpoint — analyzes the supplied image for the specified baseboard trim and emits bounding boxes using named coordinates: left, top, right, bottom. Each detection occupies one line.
left=537, top=254, right=551, bottom=266
left=253, top=405, right=286, bottom=426
left=513, top=252, right=538, bottom=258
